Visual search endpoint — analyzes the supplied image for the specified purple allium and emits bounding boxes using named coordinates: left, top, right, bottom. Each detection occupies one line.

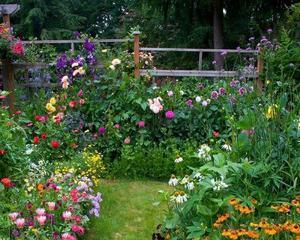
left=165, top=110, right=175, bottom=119
left=211, top=91, right=219, bottom=100
left=98, top=127, right=106, bottom=135
left=56, top=54, right=68, bottom=70
left=83, top=39, right=95, bottom=53
left=137, top=121, right=145, bottom=128
left=238, top=87, right=247, bottom=96
left=218, top=87, right=226, bottom=95
left=186, top=99, right=193, bottom=107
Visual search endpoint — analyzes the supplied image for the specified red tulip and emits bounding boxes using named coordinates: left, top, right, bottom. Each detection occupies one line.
left=33, top=136, right=40, bottom=144
left=51, top=141, right=60, bottom=149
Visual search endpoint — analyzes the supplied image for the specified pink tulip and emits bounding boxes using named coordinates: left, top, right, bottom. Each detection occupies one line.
left=9, top=212, right=19, bottom=221
left=15, top=218, right=25, bottom=229
left=36, top=215, right=47, bottom=225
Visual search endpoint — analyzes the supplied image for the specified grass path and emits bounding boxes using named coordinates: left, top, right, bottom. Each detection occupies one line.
left=86, top=179, right=171, bottom=240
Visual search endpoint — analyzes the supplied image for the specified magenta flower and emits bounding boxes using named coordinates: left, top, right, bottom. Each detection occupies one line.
left=77, top=89, right=83, bottom=97
left=218, top=87, right=226, bottom=95
left=186, top=99, right=193, bottom=107
left=98, top=127, right=106, bottom=135
left=238, top=87, right=247, bottom=96
left=230, top=80, right=238, bottom=88
left=211, top=91, right=219, bottom=100
left=165, top=110, right=175, bottom=119
left=137, top=121, right=145, bottom=128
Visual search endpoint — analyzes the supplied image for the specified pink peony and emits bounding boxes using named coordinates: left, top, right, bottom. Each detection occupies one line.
left=15, top=218, right=25, bottom=229
left=35, top=208, right=46, bottom=216
left=124, top=137, right=131, bottom=145
left=9, top=212, right=19, bottom=221
left=36, top=215, right=47, bottom=225
left=62, top=233, right=77, bottom=240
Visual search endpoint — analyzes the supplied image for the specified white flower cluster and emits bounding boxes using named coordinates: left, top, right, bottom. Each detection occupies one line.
left=109, top=58, right=121, bottom=70
left=174, top=156, right=183, bottom=163
left=222, top=144, right=232, bottom=151
left=170, top=191, right=188, bottom=204
left=197, top=144, right=212, bottom=161
left=148, top=97, right=163, bottom=114
left=211, top=176, right=228, bottom=191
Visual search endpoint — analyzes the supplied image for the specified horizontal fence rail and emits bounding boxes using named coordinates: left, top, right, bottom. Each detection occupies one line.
left=140, top=47, right=258, bottom=54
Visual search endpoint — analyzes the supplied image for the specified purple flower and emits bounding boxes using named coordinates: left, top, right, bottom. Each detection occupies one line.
left=87, top=53, right=96, bottom=65
left=236, top=46, right=241, bottom=52
left=98, top=127, right=106, bottom=135
left=74, top=31, right=81, bottom=39
left=211, top=91, right=219, bottom=100
left=212, top=60, right=217, bottom=65
left=56, top=54, right=68, bottom=70
left=238, top=87, right=247, bottom=96
left=165, top=110, right=175, bottom=119
left=53, top=232, right=60, bottom=240
left=267, top=28, right=273, bottom=34
left=230, top=80, right=238, bottom=88
left=218, top=87, right=226, bottom=95
left=11, top=229, right=20, bottom=238
left=84, top=39, right=95, bottom=52
left=89, top=208, right=99, bottom=217
left=186, top=99, right=193, bottom=107
left=137, top=121, right=145, bottom=128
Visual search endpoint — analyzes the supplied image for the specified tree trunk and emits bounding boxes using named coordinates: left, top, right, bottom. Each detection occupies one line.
left=213, top=0, right=224, bottom=70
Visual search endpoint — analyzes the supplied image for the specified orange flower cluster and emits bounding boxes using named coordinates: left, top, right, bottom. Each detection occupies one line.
left=228, top=197, right=255, bottom=214
left=213, top=213, right=230, bottom=228
left=222, top=229, right=260, bottom=239
left=271, top=204, right=290, bottom=213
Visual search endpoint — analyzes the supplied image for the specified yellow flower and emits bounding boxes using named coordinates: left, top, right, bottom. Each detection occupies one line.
left=46, top=103, right=56, bottom=113
left=50, top=97, right=57, bottom=105
left=266, top=104, right=278, bottom=119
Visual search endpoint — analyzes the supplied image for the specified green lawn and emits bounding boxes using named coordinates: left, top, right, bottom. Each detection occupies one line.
left=85, top=179, right=171, bottom=240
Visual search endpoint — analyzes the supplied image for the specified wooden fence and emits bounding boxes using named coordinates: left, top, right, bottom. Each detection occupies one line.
left=0, top=33, right=264, bottom=111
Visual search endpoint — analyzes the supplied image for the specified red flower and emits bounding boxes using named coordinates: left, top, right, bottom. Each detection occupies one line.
left=41, top=133, right=47, bottom=139
left=35, top=115, right=48, bottom=122
left=69, top=101, right=77, bottom=108
left=0, top=149, right=6, bottom=155
left=33, top=136, right=40, bottom=144
left=11, top=41, right=24, bottom=55
left=1, top=178, right=12, bottom=188
left=213, top=131, right=219, bottom=138
left=0, top=95, right=6, bottom=100
left=14, top=110, right=22, bottom=115
left=51, top=141, right=60, bottom=149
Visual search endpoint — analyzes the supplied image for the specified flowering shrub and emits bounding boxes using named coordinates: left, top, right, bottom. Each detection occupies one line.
left=0, top=24, right=24, bottom=60
left=8, top=173, right=101, bottom=239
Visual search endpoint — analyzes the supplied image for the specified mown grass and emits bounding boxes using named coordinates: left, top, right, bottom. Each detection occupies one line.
left=85, top=179, right=171, bottom=240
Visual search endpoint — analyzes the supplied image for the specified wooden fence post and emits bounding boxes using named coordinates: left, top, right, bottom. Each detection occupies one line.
left=256, top=47, right=264, bottom=92
left=133, top=31, right=141, bottom=79
left=198, top=51, right=203, bottom=70
left=2, top=59, right=15, bottom=112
